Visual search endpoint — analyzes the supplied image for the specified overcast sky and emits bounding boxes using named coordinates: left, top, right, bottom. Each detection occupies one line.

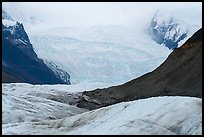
left=2, top=2, right=202, bottom=27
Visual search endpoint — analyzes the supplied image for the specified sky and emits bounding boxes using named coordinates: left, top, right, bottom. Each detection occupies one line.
left=2, top=2, right=202, bottom=28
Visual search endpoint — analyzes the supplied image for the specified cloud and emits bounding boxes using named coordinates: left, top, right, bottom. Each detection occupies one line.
left=2, top=2, right=202, bottom=28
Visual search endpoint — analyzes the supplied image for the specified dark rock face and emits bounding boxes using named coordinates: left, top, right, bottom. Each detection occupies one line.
left=77, top=28, right=202, bottom=110
left=2, top=19, right=69, bottom=84
left=44, top=60, right=71, bottom=84
left=149, top=12, right=187, bottom=50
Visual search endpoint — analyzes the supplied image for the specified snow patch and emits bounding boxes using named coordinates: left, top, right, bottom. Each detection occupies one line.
left=2, top=19, right=16, bottom=27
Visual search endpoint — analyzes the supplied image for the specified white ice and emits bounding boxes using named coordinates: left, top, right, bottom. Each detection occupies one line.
left=2, top=83, right=202, bottom=135
left=2, top=19, right=16, bottom=27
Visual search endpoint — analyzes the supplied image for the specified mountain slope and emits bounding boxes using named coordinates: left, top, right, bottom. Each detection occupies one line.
left=2, top=10, right=70, bottom=84
left=77, top=28, right=202, bottom=110
left=2, top=69, right=23, bottom=83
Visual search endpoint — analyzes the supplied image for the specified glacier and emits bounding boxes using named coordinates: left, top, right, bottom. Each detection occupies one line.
left=27, top=26, right=171, bottom=85
left=2, top=83, right=202, bottom=135
left=2, top=3, right=202, bottom=135
left=25, top=8, right=201, bottom=85
left=3, top=3, right=201, bottom=85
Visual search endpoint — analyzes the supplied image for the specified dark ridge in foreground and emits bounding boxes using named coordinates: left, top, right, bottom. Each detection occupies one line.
left=77, top=28, right=202, bottom=110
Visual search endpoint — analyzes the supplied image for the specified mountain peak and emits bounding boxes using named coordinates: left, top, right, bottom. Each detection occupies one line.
left=2, top=9, right=13, bottom=20
left=149, top=11, right=188, bottom=50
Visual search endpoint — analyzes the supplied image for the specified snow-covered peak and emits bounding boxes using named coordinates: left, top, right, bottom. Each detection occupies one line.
left=149, top=9, right=201, bottom=49
left=150, top=11, right=187, bottom=49
left=2, top=9, right=17, bottom=27
left=2, top=9, right=31, bottom=45
left=2, top=19, right=17, bottom=27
